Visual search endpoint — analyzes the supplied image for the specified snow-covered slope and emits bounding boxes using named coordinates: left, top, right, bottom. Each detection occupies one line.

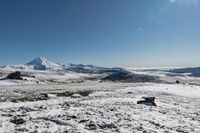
left=25, top=57, right=62, bottom=71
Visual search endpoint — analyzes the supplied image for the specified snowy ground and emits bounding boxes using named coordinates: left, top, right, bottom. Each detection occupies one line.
left=0, top=69, right=97, bottom=86
left=0, top=81, right=199, bottom=133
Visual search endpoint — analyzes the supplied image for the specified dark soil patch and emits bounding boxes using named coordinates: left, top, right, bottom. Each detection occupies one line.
left=56, top=90, right=92, bottom=97
left=11, top=94, right=49, bottom=103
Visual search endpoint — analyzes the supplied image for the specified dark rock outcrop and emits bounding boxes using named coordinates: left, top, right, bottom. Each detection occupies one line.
left=175, top=80, right=180, bottom=84
left=137, top=97, right=157, bottom=106
left=102, top=71, right=160, bottom=83
left=10, top=116, right=26, bottom=125
left=7, top=71, right=22, bottom=80
left=189, top=73, right=200, bottom=77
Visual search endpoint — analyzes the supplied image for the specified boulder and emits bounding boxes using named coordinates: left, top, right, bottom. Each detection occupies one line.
left=7, top=71, right=22, bottom=80
left=137, top=97, right=157, bottom=106
left=175, top=80, right=180, bottom=84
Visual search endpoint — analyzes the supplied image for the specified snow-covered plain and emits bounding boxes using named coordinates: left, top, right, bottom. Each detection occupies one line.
left=0, top=58, right=200, bottom=132
left=0, top=81, right=200, bottom=133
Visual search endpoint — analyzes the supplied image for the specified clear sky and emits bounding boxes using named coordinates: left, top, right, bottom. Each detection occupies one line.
left=0, top=0, right=200, bottom=67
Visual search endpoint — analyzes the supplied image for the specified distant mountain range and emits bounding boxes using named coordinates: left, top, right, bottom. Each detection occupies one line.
left=1, top=57, right=124, bottom=74
left=2, top=57, right=200, bottom=75
left=2, top=57, right=200, bottom=84
left=169, top=67, right=200, bottom=74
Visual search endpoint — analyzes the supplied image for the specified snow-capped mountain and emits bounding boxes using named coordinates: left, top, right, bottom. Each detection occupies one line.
left=25, top=57, right=62, bottom=71
left=1, top=57, right=124, bottom=74
left=1, top=57, right=62, bottom=71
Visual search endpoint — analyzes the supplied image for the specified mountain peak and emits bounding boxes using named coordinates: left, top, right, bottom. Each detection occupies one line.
left=26, top=57, right=61, bottom=70
left=34, top=57, right=47, bottom=61
left=26, top=57, right=52, bottom=65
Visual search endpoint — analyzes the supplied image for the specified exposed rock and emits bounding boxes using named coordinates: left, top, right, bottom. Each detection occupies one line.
left=175, top=80, right=180, bottom=84
left=102, top=71, right=133, bottom=81
left=102, top=71, right=160, bottom=83
left=150, top=121, right=161, bottom=127
left=85, top=121, right=98, bottom=130
left=137, top=97, right=157, bottom=106
left=10, top=116, right=26, bottom=125
left=79, top=119, right=90, bottom=123
left=7, top=71, right=22, bottom=80
left=98, top=122, right=117, bottom=129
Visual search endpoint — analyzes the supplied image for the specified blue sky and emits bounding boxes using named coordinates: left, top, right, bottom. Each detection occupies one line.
left=0, top=0, right=200, bottom=67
